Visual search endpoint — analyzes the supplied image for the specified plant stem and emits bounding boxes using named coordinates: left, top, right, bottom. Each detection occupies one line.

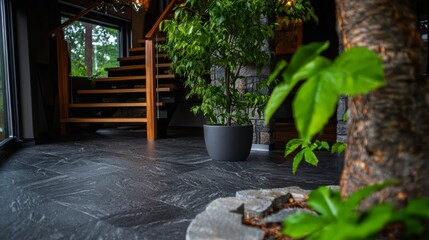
left=225, top=66, right=231, bottom=126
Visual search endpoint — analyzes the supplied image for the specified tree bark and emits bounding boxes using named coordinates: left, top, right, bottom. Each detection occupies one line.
left=85, top=22, right=93, bottom=77
left=336, top=0, right=429, bottom=208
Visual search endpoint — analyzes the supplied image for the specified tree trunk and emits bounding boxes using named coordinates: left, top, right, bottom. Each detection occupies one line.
left=85, top=22, right=93, bottom=77
left=336, top=0, right=429, bottom=208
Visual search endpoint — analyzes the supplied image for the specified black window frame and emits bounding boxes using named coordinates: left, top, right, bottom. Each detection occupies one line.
left=0, top=0, right=21, bottom=159
left=59, top=1, right=131, bottom=60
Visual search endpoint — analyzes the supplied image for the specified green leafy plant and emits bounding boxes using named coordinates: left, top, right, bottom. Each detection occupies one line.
left=264, top=41, right=384, bottom=172
left=275, top=0, right=318, bottom=24
left=161, top=0, right=277, bottom=125
left=285, top=138, right=347, bottom=173
left=285, top=138, right=328, bottom=174
left=283, top=182, right=429, bottom=240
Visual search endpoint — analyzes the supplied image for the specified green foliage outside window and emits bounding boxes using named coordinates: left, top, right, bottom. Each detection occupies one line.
left=62, top=18, right=119, bottom=77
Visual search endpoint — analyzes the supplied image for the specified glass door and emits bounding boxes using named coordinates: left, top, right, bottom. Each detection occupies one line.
left=0, top=0, right=13, bottom=145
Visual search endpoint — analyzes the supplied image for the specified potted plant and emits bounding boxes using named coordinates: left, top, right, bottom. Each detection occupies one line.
left=161, top=0, right=275, bottom=161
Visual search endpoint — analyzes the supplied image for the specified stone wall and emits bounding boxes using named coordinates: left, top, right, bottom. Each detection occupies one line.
left=336, top=95, right=348, bottom=143
left=211, top=64, right=274, bottom=148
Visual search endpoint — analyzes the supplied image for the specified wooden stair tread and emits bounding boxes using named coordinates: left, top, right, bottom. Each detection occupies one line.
left=95, top=76, right=146, bottom=82
left=139, top=37, right=166, bottom=43
left=129, top=47, right=145, bottom=52
left=118, top=54, right=167, bottom=61
left=157, top=73, right=176, bottom=79
left=94, top=74, right=175, bottom=82
left=105, top=65, right=146, bottom=71
left=69, top=102, right=164, bottom=108
left=118, top=55, right=145, bottom=61
left=77, top=86, right=174, bottom=94
left=61, top=118, right=147, bottom=123
left=156, top=63, right=172, bottom=68
left=105, top=63, right=171, bottom=72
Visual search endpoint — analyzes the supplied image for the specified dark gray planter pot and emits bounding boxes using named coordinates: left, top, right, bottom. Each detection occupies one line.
left=203, top=124, right=253, bottom=161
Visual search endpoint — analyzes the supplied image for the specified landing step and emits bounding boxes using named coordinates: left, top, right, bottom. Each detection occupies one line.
left=69, top=102, right=164, bottom=108
left=61, top=118, right=147, bottom=123
left=77, top=86, right=174, bottom=94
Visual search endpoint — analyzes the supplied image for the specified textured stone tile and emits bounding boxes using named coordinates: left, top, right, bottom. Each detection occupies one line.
left=139, top=217, right=192, bottom=240
left=99, top=200, right=188, bottom=228
left=0, top=201, right=97, bottom=240
left=23, top=175, right=159, bottom=219
left=0, top=127, right=343, bottom=239
left=0, top=163, right=66, bottom=188
left=34, top=158, right=123, bottom=179
left=72, top=219, right=140, bottom=240
left=155, top=184, right=230, bottom=213
left=0, top=185, right=47, bottom=217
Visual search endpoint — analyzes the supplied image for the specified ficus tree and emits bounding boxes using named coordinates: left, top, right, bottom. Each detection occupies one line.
left=161, top=0, right=274, bottom=126
left=160, top=0, right=317, bottom=126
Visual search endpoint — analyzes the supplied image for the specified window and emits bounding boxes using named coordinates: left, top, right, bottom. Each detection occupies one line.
left=0, top=0, right=17, bottom=148
left=62, top=17, right=120, bottom=77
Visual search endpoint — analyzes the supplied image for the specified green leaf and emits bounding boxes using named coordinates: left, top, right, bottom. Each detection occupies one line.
left=355, top=204, right=395, bottom=238
left=319, top=141, right=330, bottom=150
left=342, top=111, right=348, bottom=121
left=283, top=41, right=330, bottom=81
left=292, top=149, right=305, bottom=174
left=337, top=181, right=396, bottom=219
left=293, top=73, right=339, bottom=143
left=308, top=222, right=359, bottom=240
left=405, top=198, right=429, bottom=218
left=284, top=138, right=303, bottom=157
left=331, top=142, right=346, bottom=155
left=267, top=60, right=287, bottom=85
left=264, top=81, right=299, bottom=124
left=333, top=47, right=385, bottom=95
left=283, top=212, right=328, bottom=238
left=399, top=214, right=425, bottom=236
left=264, top=43, right=331, bottom=124
left=304, top=148, right=319, bottom=166
left=289, top=56, right=332, bottom=84
left=307, top=186, right=342, bottom=220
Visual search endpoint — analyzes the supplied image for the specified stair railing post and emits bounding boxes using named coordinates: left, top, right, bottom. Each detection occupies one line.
left=145, top=39, right=157, bottom=140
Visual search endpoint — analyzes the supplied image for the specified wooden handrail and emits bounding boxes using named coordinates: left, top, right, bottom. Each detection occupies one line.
left=145, top=39, right=157, bottom=140
left=145, top=0, right=179, bottom=39
left=49, top=2, right=99, bottom=37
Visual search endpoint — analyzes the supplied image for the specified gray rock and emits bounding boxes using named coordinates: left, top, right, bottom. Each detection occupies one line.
left=186, top=186, right=333, bottom=240
left=270, top=187, right=311, bottom=202
left=205, top=197, right=244, bottom=214
left=242, top=198, right=273, bottom=219
left=236, top=189, right=291, bottom=210
left=186, top=210, right=264, bottom=240
left=259, top=208, right=316, bottom=224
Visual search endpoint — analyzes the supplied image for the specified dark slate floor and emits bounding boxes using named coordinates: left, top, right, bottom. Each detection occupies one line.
left=0, top=127, right=343, bottom=240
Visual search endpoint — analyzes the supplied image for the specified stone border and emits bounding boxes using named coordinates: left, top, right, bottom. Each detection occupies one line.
left=186, top=186, right=332, bottom=240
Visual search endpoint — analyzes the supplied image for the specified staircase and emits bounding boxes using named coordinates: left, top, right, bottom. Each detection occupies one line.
left=61, top=36, right=181, bottom=138
left=53, top=0, right=181, bottom=140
